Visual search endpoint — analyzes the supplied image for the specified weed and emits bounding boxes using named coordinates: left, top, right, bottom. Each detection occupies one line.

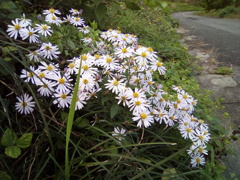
left=215, top=66, right=233, bottom=75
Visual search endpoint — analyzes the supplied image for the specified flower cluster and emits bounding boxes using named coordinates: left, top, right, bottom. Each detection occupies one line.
left=7, top=8, right=210, bottom=167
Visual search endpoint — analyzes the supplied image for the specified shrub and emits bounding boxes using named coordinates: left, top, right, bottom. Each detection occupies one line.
left=218, top=6, right=237, bottom=17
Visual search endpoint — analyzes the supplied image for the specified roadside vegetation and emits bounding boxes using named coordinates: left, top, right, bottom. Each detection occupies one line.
left=0, top=0, right=239, bottom=179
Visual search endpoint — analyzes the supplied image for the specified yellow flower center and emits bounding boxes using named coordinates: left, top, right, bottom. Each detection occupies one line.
left=147, top=47, right=153, bottom=53
left=83, top=79, right=88, bottom=84
left=82, top=55, right=87, bottom=60
left=148, top=81, right=153, bottom=85
left=42, top=84, right=48, bottom=88
left=183, top=94, right=188, bottom=99
left=121, top=96, right=126, bottom=101
left=15, top=24, right=21, bottom=30
left=141, top=52, right=147, bottom=57
left=170, top=116, right=175, bottom=120
left=47, top=65, right=53, bottom=71
left=198, top=147, right=203, bottom=153
left=39, top=72, right=45, bottom=78
left=21, top=102, right=27, bottom=107
left=28, top=31, right=33, bottom=36
left=68, top=63, right=75, bottom=68
left=28, top=72, right=34, bottom=77
left=140, top=113, right=147, bottom=119
left=106, top=57, right=112, bottom=63
left=49, top=8, right=55, bottom=13
left=199, top=135, right=203, bottom=140
left=122, top=48, right=127, bottom=53
left=156, top=62, right=162, bottom=67
left=113, top=80, right=119, bottom=86
left=82, top=65, right=89, bottom=70
left=61, top=94, right=67, bottom=99
left=58, top=78, right=65, bottom=84
left=133, top=92, right=139, bottom=98
left=199, top=120, right=204, bottom=124
left=186, top=128, right=191, bottom=133
left=42, top=25, right=48, bottom=30
left=75, top=17, right=80, bottom=21
left=184, top=122, right=188, bottom=126
left=45, top=46, right=51, bottom=50
left=135, top=101, right=141, bottom=106
left=94, top=54, right=100, bottom=59
left=133, top=66, right=138, bottom=71
left=196, top=158, right=201, bottom=163
left=52, top=16, right=56, bottom=20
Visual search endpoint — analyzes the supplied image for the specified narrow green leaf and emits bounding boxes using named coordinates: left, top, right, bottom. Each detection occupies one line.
left=1, top=128, right=17, bottom=147
left=17, top=133, right=33, bottom=149
left=5, top=146, right=21, bottom=158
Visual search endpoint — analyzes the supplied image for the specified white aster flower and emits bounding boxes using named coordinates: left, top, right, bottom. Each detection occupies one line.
left=6, top=18, right=27, bottom=39
left=38, top=42, right=60, bottom=60
left=53, top=89, right=72, bottom=108
left=112, top=127, right=127, bottom=143
left=50, top=72, right=73, bottom=93
left=20, top=26, right=39, bottom=43
left=27, top=50, right=42, bottom=62
left=70, top=16, right=85, bottom=26
left=20, top=66, right=38, bottom=84
left=78, top=25, right=90, bottom=34
left=15, top=93, right=35, bottom=114
left=35, top=24, right=53, bottom=36
left=37, top=79, right=55, bottom=97
left=114, top=46, right=134, bottom=59
left=45, top=14, right=62, bottom=26
left=132, top=111, right=154, bottom=128
left=191, top=154, right=205, bottom=167
left=79, top=74, right=96, bottom=91
left=43, top=8, right=61, bottom=17
left=105, top=78, right=126, bottom=94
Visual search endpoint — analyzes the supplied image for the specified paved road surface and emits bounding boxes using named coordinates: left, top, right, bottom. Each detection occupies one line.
left=172, top=12, right=240, bottom=66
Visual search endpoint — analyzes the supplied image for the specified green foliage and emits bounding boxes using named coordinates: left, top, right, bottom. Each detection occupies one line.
left=215, top=66, right=233, bottom=75
left=217, top=6, right=238, bottom=17
left=200, top=0, right=237, bottom=11
left=1, top=128, right=33, bottom=158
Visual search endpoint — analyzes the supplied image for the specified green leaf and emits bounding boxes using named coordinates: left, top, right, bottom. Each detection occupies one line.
left=110, top=104, right=119, bottom=119
left=3, top=57, right=11, bottom=61
left=94, top=3, right=107, bottom=22
left=0, top=171, right=11, bottom=180
left=5, top=146, right=21, bottom=158
left=125, top=1, right=140, bottom=10
left=67, top=39, right=75, bottom=49
left=161, top=2, right=168, bottom=9
left=74, top=117, right=90, bottom=128
left=17, top=133, right=33, bottom=149
left=1, top=128, right=17, bottom=147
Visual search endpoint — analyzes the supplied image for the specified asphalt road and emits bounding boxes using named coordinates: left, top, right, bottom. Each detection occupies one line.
left=172, top=12, right=240, bottom=66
